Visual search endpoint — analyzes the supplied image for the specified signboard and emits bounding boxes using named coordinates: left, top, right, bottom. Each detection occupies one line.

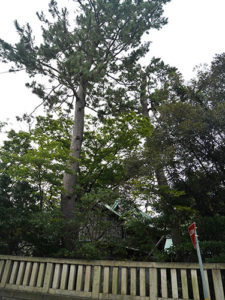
left=188, top=222, right=196, bottom=249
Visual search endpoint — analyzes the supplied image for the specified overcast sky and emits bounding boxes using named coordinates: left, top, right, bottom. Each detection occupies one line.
left=0, top=0, right=225, bottom=132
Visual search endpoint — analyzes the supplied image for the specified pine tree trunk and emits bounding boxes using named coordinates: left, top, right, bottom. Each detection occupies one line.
left=139, top=75, right=182, bottom=252
left=61, top=81, right=86, bottom=250
left=140, top=73, right=149, bottom=118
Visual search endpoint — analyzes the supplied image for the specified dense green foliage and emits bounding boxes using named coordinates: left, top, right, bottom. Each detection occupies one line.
left=145, top=53, right=225, bottom=261
left=0, top=0, right=224, bottom=261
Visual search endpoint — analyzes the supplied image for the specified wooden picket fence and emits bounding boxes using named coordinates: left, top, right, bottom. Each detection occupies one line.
left=0, top=255, right=224, bottom=300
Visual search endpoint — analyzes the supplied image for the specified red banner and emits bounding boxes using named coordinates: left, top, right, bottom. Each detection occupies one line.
left=188, top=223, right=196, bottom=249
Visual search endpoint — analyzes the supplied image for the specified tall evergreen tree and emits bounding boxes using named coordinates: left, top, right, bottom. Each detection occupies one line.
left=0, top=0, right=170, bottom=248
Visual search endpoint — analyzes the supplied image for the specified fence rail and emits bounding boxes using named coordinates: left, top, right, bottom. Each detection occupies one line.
left=0, top=255, right=224, bottom=300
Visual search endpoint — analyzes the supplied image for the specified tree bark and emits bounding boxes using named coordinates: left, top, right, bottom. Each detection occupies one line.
left=140, top=73, right=149, bottom=118
left=61, top=81, right=86, bottom=250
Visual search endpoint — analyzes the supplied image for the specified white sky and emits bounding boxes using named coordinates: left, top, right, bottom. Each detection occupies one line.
left=0, top=0, right=225, bottom=132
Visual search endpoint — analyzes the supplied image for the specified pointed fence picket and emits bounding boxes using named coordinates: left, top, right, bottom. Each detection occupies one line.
left=0, top=255, right=224, bottom=300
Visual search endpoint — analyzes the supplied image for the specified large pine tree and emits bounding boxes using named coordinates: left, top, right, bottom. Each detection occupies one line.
left=0, top=0, right=170, bottom=248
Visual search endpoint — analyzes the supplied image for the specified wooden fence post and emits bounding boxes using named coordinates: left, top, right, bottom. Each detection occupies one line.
left=212, top=270, right=224, bottom=300
left=0, top=260, right=12, bottom=288
left=150, top=267, right=157, bottom=300
left=43, top=263, right=53, bottom=293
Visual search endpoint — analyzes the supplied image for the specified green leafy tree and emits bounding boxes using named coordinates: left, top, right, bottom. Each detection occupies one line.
left=0, top=112, right=72, bottom=209
left=0, top=114, right=69, bottom=255
left=116, top=56, right=188, bottom=248
left=146, top=54, right=225, bottom=261
left=0, top=171, right=64, bottom=256
left=0, top=109, right=152, bottom=257
left=64, top=112, right=152, bottom=255
left=0, top=173, right=39, bottom=254
left=117, top=52, right=225, bottom=261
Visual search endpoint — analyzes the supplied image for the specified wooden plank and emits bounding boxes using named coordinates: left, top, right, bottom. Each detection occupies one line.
left=171, top=269, right=178, bottom=299
left=84, top=265, right=91, bottom=292
left=92, top=266, right=101, bottom=298
left=106, top=294, right=147, bottom=300
left=0, top=260, right=12, bottom=288
left=76, top=265, right=83, bottom=291
left=22, top=262, right=32, bottom=286
left=0, top=260, right=5, bottom=281
left=36, top=262, right=45, bottom=288
left=191, top=269, right=200, bottom=300
left=112, top=267, right=118, bottom=295
left=29, top=262, right=38, bottom=287
left=212, top=269, right=225, bottom=300
left=9, top=261, right=18, bottom=284
left=49, top=288, right=91, bottom=297
left=1, top=255, right=225, bottom=269
left=121, top=267, right=127, bottom=295
left=52, top=263, right=61, bottom=289
left=103, top=266, right=109, bottom=294
left=181, top=269, right=189, bottom=299
left=150, top=268, right=157, bottom=300
left=60, top=263, right=68, bottom=290
left=43, top=262, right=53, bottom=293
left=68, top=264, right=76, bottom=291
left=161, top=268, right=168, bottom=298
left=140, top=268, right=146, bottom=297
left=16, top=261, right=25, bottom=285
left=5, top=284, right=44, bottom=294
left=130, top=268, right=136, bottom=296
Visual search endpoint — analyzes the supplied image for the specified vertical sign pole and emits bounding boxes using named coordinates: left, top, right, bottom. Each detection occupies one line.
left=195, top=225, right=210, bottom=300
